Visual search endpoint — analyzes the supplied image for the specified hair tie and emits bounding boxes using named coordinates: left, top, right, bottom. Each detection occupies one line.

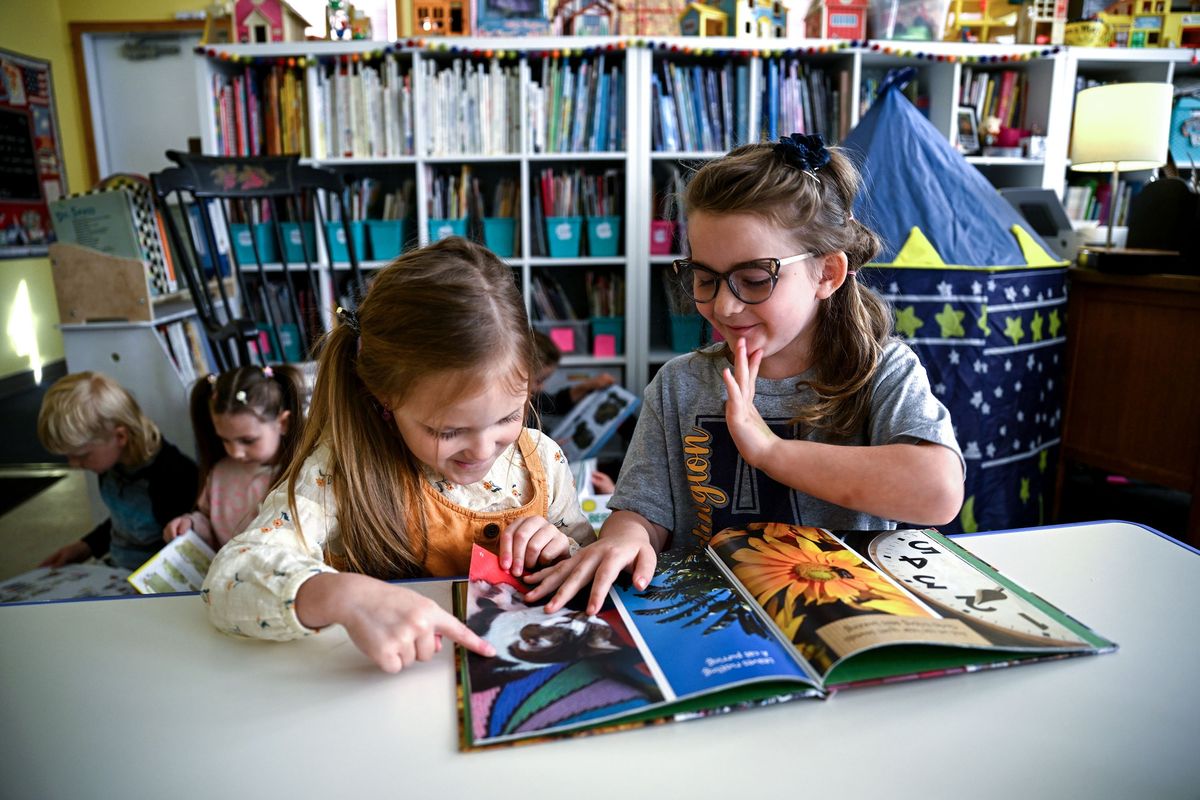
left=235, top=390, right=247, bottom=404
left=847, top=271, right=857, bottom=278
left=775, top=133, right=831, bottom=175
left=206, top=373, right=217, bottom=385
left=336, top=305, right=360, bottom=335
left=261, top=365, right=273, bottom=378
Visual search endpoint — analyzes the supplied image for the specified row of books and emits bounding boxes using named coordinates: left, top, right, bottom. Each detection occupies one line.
left=313, top=54, right=414, bottom=160
left=652, top=61, right=747, bottom=153
left=860, top=72, right=928, bottom=119
left=1064, top=178, right=1139, bottom=226
left=210, top=66, right=309, bottom=158
left=421, top=58, right=521, bottom=157
left=157, top=317, right=215, bottom=387
left=760, top=57, right=846, bottom=144
left=527, top=55, right=625, bottom=154
left=531, top=273, right=578, bottom=321
left=959, top=68, right=1027, bottom=131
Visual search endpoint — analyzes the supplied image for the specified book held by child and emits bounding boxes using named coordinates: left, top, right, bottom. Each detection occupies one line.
left=454, top=523, right=1115, bottom=749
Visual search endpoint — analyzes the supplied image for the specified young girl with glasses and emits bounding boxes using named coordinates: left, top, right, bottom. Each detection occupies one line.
left=526, top=134, right=964, bottom=615
left=202, top=238, right=595, bottom=672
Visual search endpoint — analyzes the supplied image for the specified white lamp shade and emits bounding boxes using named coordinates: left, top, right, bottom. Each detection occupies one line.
left=1070, top=82, right=1173, bottom=173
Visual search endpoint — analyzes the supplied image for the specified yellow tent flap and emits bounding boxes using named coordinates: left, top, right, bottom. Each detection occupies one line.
left=1011, top=224, right=1068, bottom=267
left=891, top=227, right=946, bottom=267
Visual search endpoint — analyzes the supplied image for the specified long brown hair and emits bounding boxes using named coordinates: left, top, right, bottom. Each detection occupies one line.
left=189, top=365, right=306, bottom=492
left=287, top=237, right=535, bottom=578
left=683, top=141, right=892, bottom=437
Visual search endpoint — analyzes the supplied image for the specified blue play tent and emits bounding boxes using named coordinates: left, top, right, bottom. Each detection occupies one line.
left=843, top=72, right=1068, bottom=534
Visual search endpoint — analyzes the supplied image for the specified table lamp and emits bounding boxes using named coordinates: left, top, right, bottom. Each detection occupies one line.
left=1070, top=82, right=1173, bottom=250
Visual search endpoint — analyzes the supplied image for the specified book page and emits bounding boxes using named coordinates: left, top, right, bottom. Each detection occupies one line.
left=707, top=524, right=1113, bottom=685
left=549, top=384, right=640, bottom=463
left=457, top=545, right=819, bottom=748
left=127, top=531, right=215, bottom=594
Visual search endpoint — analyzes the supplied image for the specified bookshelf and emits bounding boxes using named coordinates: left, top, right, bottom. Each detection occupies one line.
left=195, top=38, right=1198, bottom=391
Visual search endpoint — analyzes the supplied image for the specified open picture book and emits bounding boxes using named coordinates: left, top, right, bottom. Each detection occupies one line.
left=454, top=523, right=1116, bottom=750
left=127, top=530, right=215, bottom=594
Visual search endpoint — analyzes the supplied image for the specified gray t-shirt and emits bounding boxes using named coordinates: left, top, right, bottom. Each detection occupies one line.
left=610, top=341, right=963, bottom=551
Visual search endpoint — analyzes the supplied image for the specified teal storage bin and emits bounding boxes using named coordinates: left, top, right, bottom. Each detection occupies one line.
left=590, top=315, right=624, bottom=356
left=230, top=222, right=278, bottom=264
left=256, top=323, right=303, bottom=362
left=482, top=216, right=516, bottom=258
left=324, top=220, right=366, bottom=262
left=429, top=217, right=467, bottom=242
left=586, top=215, right=621, bottom=257
left=546, top=216, right=582, bottom=258
left=670, top=314, right=704, bottom=352
left=367, top=219, right=407, bottom=260
left=280, top=222, right=316, bottom=263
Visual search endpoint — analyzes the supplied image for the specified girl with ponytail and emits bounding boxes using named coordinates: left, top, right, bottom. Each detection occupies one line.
left=203, top=238, right=593, bottom=672
left=527, top=135, right=965, bottom=615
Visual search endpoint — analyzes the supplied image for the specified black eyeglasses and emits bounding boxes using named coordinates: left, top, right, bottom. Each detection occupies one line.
left=672, top=253, right=817, bottom=305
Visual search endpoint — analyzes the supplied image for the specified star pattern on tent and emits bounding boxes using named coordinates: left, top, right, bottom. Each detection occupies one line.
left=1005, top=286, right=1018, bottom=302
left=971, top=280, right=983, bottom=295
left=895, top=306, right=923, bottom=338
left=948, top=349, right=960, bottom=365
left=1049, top=309, right=1062, bottom=338
left=977, top=306, right=991, bottom=336
left=1030, top=310, right=1044, bottom=342
left=1019, top=477, right=1031, bottom=504
left=1004, top=316, right=1024, bottom=345
left=935, top=303, right=965, bottom=337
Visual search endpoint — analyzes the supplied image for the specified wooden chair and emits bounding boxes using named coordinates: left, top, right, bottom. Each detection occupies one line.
left=150, top=151, right=364, bottom=371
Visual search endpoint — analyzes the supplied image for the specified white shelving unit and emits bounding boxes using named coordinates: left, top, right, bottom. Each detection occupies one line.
left=195, top=39, right=1198, bottom=391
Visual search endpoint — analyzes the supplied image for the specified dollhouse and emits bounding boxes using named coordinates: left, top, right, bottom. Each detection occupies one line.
left=552, top=0, right=622, bottom=34
left=1102, top=0, right=1200, bottom=46
left=804, top=0, right=869, bottom=38
left=232, top=0, right=310, bottom=43
left=679, top=0, right=786, bottom=37
left=413, top=0, right=470, bottom=34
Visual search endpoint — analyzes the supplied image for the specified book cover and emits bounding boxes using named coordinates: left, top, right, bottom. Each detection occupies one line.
left=127, top=530, right=215, bottom=594
left=548, top=383, right=640, bottom=464
left=455, top=524, right=1115, bottom=749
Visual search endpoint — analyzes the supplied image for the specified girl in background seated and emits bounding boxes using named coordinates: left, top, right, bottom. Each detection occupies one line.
left=37, top=371, right=197, bottom=571
left=203, top=237, right=594, bottom=673
left=163, top=365, right=305, bottom=550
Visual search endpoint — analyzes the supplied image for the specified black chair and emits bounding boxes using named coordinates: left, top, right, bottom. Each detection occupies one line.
left=150, top=151, right=365, bottom=371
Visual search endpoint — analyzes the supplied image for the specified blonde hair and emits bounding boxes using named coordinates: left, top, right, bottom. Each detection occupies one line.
left=683, top=142, right=892, bottom=437
left=37, top=371, right=161, bottom=465
left=286, top=237, right=535, bottom=579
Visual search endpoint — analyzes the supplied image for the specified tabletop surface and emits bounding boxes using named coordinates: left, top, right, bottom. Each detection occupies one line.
left=2, top=520, right=1198, bottom=800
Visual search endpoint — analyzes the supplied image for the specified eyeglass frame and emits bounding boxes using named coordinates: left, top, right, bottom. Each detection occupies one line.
left=671, top=252, right=818, bottom=305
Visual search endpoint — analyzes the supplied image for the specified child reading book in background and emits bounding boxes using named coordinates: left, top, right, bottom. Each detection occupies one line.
left=36, top=372, right=198, bottom=571
left=527, top=134, right=965, bottom=614
left=531, top=330, right=617, bottom=494
left=162, top=365, right=306, bottom=550
left=203, top=237, right=595, bottom=673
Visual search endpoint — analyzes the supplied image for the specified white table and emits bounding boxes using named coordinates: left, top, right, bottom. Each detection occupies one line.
left=3, top=520, right=1198, bottom=800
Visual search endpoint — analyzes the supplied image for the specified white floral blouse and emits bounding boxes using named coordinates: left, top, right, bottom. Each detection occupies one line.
left=201, top=428, right=593, bottom=641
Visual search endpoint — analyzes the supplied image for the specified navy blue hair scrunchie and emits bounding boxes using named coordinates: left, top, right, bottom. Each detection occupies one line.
left=775, top=133, right=831, bottom=173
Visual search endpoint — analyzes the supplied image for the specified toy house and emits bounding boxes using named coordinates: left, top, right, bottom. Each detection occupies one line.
left=413, top=0, right=470, bottom=34
left=804, top=0, right=868, bottom=38
left=553, top=0, right=623, bottom=33
left=680, top=0, right=786, bottom=36
left=232, top=0, right=310, bottom=43
left=1102, top=0, right=1200, bottom=45
left=620, top=0, right=688, bottom=34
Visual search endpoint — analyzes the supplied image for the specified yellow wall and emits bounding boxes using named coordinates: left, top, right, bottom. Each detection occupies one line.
left=0, top=0, right=200, bottom=381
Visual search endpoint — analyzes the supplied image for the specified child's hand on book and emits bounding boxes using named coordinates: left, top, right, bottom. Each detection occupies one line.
left=721, top=338, right=778, bottom=469
left=498, top=516, right=573, bottom=578
left=295, top=573, right=496, bottom=673
left=163, top=514, right=193, bottom=543
left=524, top=511, right=662, bottom=616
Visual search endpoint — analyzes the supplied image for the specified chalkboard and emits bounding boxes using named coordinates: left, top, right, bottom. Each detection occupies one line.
left=0, top=48, right=67, bottom=258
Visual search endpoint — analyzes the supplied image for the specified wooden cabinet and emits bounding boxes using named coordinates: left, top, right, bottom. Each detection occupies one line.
left=1056, top=267, right=1200, bottom=545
